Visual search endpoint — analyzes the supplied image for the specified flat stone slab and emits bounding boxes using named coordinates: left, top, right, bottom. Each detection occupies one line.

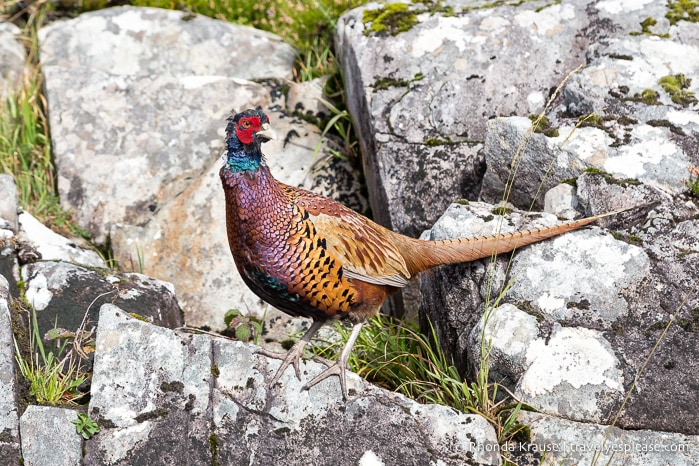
left=19, top=406, right=82, bottom=466
left=86, top=304, right=502, bottom=465
left=0, top=275, right=20, bottom=464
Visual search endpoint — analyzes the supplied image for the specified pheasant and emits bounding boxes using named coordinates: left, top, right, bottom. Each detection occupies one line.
left=221, top=108, right=628, bottom=399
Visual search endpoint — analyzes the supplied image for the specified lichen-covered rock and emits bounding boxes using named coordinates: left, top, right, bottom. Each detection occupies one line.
left=19, top=406, right=82, bottom=466
left=518, top=411, right=699, bottom=466
left=21, top=261, right=183, bottom=344
left=86, top=305, right=502, bottom=466
left=17, top=212, right=105, bottom=268
left=0, top=22, right=25, bottom=101
left=38, top=6, right=297, bottom=245
left=0, top=175, right=18, bottom=233
left=480, top=1, right=699, bottom=208
left=0, top=275, right=20, bottom=465
left=420, top=175, right=699, bottom=434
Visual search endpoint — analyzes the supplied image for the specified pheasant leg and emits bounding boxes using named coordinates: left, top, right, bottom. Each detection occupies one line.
left=303, top=322, right=364, bottom=400
left=257, top=319, right=326, bottom=386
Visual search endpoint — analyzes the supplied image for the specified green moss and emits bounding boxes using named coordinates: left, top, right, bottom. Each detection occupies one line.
left=637, top=89, right=660, bottom=105
left=128, top=312, right=150, bottom=323
left=491, top=206, right=513, bottom=216
left=211, top=365, right=220, bottom=378
left=373, top=76, right=411, bottom=90
left=666, top=0, right=699, bottom=25
left=424, top=137, right=452, bottom=146
left=582, top=168, right=641, bottom=187
left=659, top=74, right=698, bottom=107
left=677, top=307, right=699, bottom=332
left=363, top=3, right=418, bottom=36
left=612, top=232, right=643, bottom=246
left=209, top=432, right=220, bottom=466
left=630, top=16, right=670, bottom=38
left=528, top=114, right=559, bottom=137
left=453, top=199, right=470, bottom=206
left=373, top=72, right=424, bottom=90
left=560, top=177, right=577, bottom=186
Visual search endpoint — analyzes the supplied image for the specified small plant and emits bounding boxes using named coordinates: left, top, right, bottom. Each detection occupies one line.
left=223, top=309, right=264, bottom=344
left=682, top=165, right=699, bottom=197
left=72, top=412, right=100, bottom=439
left=13, top=307, right=89, bottom=405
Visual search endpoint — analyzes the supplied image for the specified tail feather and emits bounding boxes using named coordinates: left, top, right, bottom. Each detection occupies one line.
left=399, top=208, right=632, bottom=275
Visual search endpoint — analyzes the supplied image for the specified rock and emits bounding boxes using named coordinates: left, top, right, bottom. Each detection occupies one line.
left=19, top=406, right=82, bottom=466
left=544, top=183, right=580, bottom=220
left=516, top=324, right=624, bottom=423
left=0, top=275, right=20, bottom=464
left=0, top=22, right=26, bottom=100
left=17, top=211, right=105, bottom=268
left=468, top=303, right=539, bottom=386
left=38, top=6, right=297, bottom=245
left=507, top=228, right=650, bottom=327
left=286, top=76, right=331, bottom=120
left=21, top=261, right=183, bottom=344
left=0, top=175, right=18, bottom=232
left=480, top=2, right=699, bottom=209
left=86, top=304, right=502, bottom=465
left=86, top=304, right=211, bottom=465
left=420, top=178, right=699, bottom=434
left=110, top=108, right=366, bottom=330
left=518, top=411, right=699, bottom=466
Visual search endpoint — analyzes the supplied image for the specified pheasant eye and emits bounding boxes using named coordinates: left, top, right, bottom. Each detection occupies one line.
left=240, top=120, right=251, bottom=129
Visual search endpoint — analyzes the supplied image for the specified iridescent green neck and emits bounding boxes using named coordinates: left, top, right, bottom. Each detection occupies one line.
left=226, top=137, right=263, bottom=173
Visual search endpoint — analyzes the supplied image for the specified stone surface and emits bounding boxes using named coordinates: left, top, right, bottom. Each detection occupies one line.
left=419, top=182, right=699, bottom=433
left=336, top=1, right=596, bottom=238
left=0, top=175, right=18, bottom=232
left=86, top=304, right=211, bottom=465
left=0, top=22, right=25, bottom=100
left=38, top=6, right=296, bottom=245
left=86, top=304, right=502, bottom=465
left=19, top=406, right=83, bottom=466
left=18, top=211, right=105, bottom=268
left=518, top=411, right=699, bottom=466
left=0, top=275, right=20, bottom=465
left=21, top=261, right=183, bottom=343
left=480, top=2, right=699, bottom=209
left=468, top=303, right=539, bottom=386
left=544, top=183, right=579, bottom=220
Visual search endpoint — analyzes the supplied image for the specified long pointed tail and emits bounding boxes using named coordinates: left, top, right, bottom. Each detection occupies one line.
left=400, top=208, right=632, bottom=275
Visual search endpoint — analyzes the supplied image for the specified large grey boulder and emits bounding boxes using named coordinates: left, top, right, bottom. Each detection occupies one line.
left=481, top=2, right=699, bottom=208
left=0, top=275, right=20, bottom=464
left=336, top=0, right=598, bottom=237
left=86, top=304, right=502, bottom=465
left=0, top=22, right=25, bottom=100
left=21, top=261, right=183, bottom=343
left=38, top=6, right=297, bottom=245
left=420, top=173, right=699, bottom=434
left=518, top=411, right=699, bottom=466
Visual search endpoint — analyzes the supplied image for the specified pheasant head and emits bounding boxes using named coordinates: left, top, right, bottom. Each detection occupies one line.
left=225, top=108, right=274, bottom=172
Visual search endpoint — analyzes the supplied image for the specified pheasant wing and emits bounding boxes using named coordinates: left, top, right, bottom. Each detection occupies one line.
left=295, top=193, right=411, bottom=288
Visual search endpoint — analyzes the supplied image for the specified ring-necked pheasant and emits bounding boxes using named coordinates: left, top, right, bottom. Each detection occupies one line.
left=221, top=108, right=628, bottom=399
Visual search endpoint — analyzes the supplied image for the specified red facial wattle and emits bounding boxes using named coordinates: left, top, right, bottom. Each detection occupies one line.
left=235, top=116, right=262, bottom=145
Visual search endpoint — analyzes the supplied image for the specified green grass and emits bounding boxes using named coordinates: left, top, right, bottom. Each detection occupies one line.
left=311, top=314, right=527, bottom=451
left=13, top=306, right=89, bottom=405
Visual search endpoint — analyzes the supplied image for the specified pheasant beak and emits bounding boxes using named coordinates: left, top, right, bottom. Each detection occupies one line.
left=257, top=122, right=276, bottom=142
